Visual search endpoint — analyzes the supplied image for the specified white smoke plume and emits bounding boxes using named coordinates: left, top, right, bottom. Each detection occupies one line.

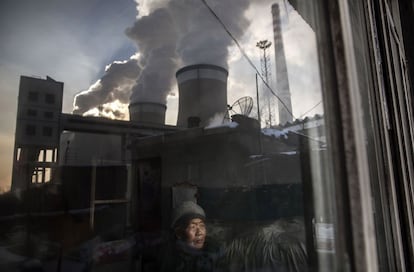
left=73, top=56, right=141, bottom=117
left=173, top=0, right=250, bottom=69
left=73, top=0, right=251, bottom=118
left=125, top=7, right=179, bottom=104
left=83, top=100, right=131, bottom=120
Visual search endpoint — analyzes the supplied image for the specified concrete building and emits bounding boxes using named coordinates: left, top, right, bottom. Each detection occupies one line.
left=10, top=76, right=179, bottom=192
left=11, top=76, right=63, bottom=191
left=9, top=64, right=326, bottom=228
left=129, top=115, right=307, bottom=230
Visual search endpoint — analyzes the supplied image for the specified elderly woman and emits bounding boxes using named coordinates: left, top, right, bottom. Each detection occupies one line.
left=158, top=201, right=222, bottom=272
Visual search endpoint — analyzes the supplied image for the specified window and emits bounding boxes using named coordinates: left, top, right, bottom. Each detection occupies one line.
left=8, top=2, right=337, bottom=271
left=16, top=148, right=21, bottom=161
left=6, top=1, right=414, bottom=271
left=25, top=125, right=36, bottom=136
left=42, top=126, right=53, bottom=137
left=44, top=111, right=54, bottom=119
left=27, top=109, right=37, bottom=117
left=31, top=167, right=51, bottom=183
left=28, top=91, right=39, bottom=102
left=37, top=149, right=55, bottom=162
left=45, top=93, right=55, bottom=104
left=46, top=149, right=55, bottom=162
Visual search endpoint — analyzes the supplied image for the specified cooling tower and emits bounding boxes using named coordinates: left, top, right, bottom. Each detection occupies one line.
left=129, top=102, right=167, bottom=124
left=176, top=64, right=228, bottom=128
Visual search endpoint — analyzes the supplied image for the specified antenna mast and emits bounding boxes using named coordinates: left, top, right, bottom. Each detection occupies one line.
left=256, top=40, right=273, bottom=127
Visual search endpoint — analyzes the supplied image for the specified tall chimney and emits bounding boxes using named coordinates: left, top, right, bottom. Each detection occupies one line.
left=176, top=64, right=228, bottom=128
left=129, top=102, right=167, bottom=124
left=272, top=3, right=293, bottom=125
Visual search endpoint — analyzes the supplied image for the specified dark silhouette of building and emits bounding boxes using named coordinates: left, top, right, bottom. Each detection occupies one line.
left=12, top=76, right=63, bottom=191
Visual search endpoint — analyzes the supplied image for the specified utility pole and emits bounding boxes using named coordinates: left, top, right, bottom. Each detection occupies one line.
left=256, top=40, right=273, bottom=127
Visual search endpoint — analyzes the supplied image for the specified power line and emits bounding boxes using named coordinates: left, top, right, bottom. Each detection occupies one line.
left=199, top=0, right=296, bottom=120
left=299, top=100, right=323, bottom=119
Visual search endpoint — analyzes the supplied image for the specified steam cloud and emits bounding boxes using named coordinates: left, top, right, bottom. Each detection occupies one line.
left=73, top=57, right=141, bottom=117
left=73, top=0, right=251, bottom=119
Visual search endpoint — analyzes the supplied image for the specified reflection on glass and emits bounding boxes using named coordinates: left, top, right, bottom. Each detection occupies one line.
left=1, top=1, right=337, bottom=272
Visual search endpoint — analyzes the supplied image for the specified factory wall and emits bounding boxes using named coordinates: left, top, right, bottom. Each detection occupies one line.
left=59, top=132, right=124, bottom=166
left=131, top=122, right=306, bottom=228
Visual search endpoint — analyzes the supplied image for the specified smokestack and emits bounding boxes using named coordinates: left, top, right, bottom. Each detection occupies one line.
left=272, top=3, right=293, bottom=125
left=129, top=102, right=166, bottom=124
left=176, top=64, right=228, bottom=128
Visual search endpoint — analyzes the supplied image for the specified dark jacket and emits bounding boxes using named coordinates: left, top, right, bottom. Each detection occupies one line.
left=158, top=238, right=224, bottom=272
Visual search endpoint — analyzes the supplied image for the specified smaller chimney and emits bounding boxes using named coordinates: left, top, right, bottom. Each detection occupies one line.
left=129, top=102, right=166, bottom=124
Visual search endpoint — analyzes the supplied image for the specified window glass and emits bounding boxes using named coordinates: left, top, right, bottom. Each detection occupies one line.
left=25, top=124, right=36, bottom=136
left=27, top=109, right=37, bottom=117
left=28, top=91, right=39, bottom=102
left=2, top=1, right=340, bottom=272
left=45, top=93, right=55, bottom=104
left=44, top=111, right=54, bottom=119
left=42, top=126, right=53, bottom=137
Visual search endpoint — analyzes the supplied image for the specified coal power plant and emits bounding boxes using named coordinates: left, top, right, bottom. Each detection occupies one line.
left=3, top=0, right=413, bottom=269
left=2, top=0, right=330, bottom=260
left=3, top=62, right=325, bottom=272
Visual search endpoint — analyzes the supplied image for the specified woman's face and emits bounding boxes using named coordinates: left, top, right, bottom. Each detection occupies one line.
left=184, top=218, right=206, bottom=249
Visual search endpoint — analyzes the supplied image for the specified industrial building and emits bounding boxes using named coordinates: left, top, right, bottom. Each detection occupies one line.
left=9, top=62, right=317, bottom=219
left=11, top=76, right=63, bottom=191
left=3, top=59, right=325, bottom=271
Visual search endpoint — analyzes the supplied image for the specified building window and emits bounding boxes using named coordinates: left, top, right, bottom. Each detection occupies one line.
left=27, top=109, right=37, bottom=117
left=45, top=93, right=55, bottom=104
left=28, top=91, right=39, bottom=102
left=42, top=126, right=53, bottom=137
left=44, top=111, right=54, bottom=119
left=16, top=148, right=21, bottom=161
left=25, top=125, right=36, bottom=136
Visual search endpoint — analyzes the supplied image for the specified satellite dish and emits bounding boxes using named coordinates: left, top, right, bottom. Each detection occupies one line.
left=229, top=96, right=253, bottom=116
left=223, top=96, right=254, bottom=122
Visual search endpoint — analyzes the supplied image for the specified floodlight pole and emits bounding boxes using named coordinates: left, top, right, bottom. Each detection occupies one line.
left=256, top=40, right=273, bottom=127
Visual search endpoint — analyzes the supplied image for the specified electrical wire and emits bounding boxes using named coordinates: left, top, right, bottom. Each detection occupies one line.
left=199, top=0, right=296, bottom=120
left=298, top=100, right=323, bottom=119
